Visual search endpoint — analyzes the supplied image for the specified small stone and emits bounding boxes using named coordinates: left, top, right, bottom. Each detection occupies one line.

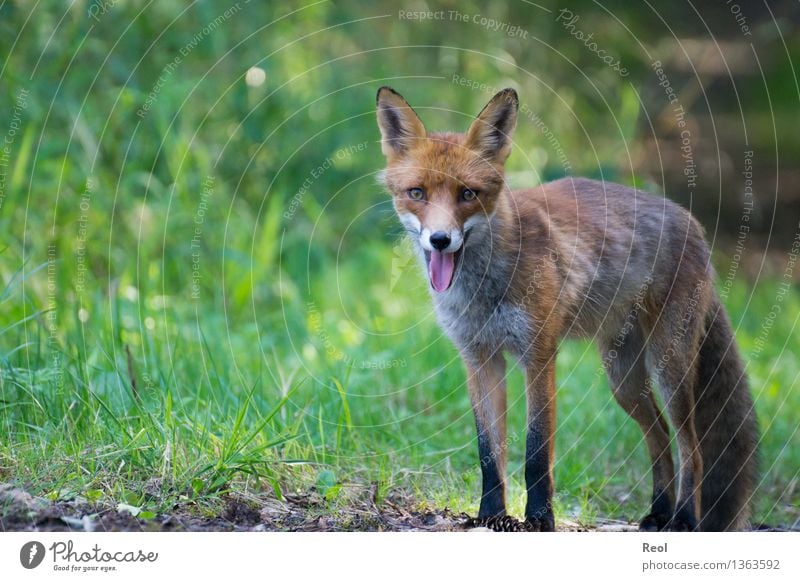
left=60, top=516, right=85, bottom=530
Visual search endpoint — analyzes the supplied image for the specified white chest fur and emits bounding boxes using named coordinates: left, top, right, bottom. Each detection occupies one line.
left=428, top=242, right=532, bottom=362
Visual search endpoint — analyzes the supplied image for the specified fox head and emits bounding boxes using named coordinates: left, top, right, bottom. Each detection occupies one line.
left=376, top=86, right=518, bottom=292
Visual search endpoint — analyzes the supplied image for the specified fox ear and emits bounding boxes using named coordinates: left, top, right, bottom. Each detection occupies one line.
left=465, top=88, right=518, bottom=163
left=376, top=87, right=427, bottom=159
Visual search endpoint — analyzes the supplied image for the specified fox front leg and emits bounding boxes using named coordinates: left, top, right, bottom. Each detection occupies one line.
left=465, top=353, right=508, bottom=519
left=524, top=351, right=557, bottom=531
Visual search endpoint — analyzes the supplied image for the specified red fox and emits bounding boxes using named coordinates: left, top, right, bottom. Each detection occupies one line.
left=375, top=86, right=758, bottom=531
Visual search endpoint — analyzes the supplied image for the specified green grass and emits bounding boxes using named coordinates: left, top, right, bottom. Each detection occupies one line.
left=2, top=240, right=798, bottom=526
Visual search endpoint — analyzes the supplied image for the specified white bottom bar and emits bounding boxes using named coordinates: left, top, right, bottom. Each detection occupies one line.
left=2, top=532, right=798, bottom=579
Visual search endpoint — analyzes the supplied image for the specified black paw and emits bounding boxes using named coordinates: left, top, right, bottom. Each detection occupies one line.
left=639, top=512, right=671, bottom=532
left=524, top=514, right=555, bottom=532
left=665, top=517, right=697, bottom=531
left=665, top=509, right=698, bottom=532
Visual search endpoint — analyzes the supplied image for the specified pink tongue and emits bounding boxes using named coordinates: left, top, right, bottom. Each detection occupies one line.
left=429, top=251, right=455, bottom=292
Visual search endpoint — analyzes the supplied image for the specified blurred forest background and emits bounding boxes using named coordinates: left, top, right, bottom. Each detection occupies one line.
left=0, top=1, right=798, bottom=529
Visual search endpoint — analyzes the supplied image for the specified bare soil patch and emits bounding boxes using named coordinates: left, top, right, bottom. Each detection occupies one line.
left=1, top=485, right=785, bottom=532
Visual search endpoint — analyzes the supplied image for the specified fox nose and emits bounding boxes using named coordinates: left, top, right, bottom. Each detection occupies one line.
left=429, top=231, right=451, bottom=251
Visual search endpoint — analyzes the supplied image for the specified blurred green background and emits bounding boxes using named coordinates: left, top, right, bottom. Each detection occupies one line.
left=1, top=1, right=798, bottom=528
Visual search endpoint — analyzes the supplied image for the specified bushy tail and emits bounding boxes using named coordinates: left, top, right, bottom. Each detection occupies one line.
left=694, top=292, right=759, bottom=531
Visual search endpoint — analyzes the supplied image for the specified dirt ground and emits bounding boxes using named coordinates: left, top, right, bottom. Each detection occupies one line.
left=0, top=484, right=642, bottom=532
left=0, top=484, right=785, bottom=532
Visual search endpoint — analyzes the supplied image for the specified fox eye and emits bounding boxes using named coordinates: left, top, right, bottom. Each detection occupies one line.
left=461, top=188, right=478, bottom=201
left=407, top=188, right=425, bottom=201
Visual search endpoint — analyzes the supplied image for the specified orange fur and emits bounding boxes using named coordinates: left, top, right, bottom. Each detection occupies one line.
left=376, top=86, right=758, bottom=531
